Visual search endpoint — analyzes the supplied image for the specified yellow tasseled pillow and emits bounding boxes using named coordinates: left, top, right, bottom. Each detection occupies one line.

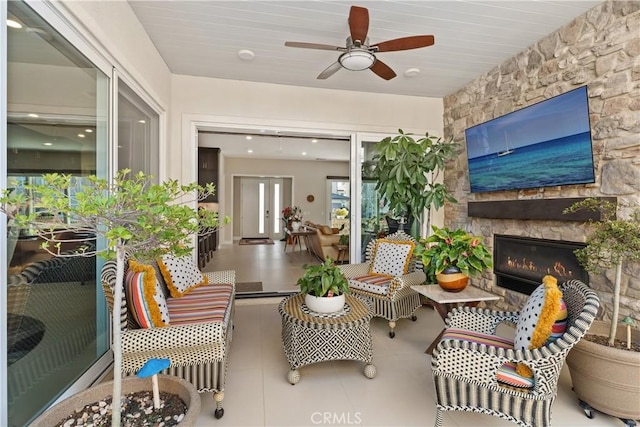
left=513, top=275, right=567, bottom=377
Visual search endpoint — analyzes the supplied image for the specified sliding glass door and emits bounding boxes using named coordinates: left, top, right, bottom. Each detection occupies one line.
left=5, top=2, right=110, bottom=425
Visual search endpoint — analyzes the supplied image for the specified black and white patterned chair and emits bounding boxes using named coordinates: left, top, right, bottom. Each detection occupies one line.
left=338, top=230, right=425, bottom=338
left=431, top=279, right=599, bottom=427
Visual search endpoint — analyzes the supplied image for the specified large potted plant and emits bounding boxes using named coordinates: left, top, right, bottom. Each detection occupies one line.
left=416, top=225, right=493, bottom=292
left=297, top=257, right=350, bottom=313
left=1, top=169, right=229, bottom=426
left=563, top=198, right=640, bottom=423
left=372, top=129, right=459, bottom=239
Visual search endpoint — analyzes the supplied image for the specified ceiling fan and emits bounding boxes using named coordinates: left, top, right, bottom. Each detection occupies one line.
left=284, top=5, right=434, bottom=81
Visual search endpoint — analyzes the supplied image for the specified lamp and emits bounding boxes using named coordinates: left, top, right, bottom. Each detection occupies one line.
left=339, top=49, right=375, bottom=71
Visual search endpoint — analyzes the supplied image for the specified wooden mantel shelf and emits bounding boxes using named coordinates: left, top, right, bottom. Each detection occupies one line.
left=467, top=197, right=616, bottom=221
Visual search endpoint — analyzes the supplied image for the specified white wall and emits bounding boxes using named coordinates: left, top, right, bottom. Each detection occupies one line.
left=170, top=75, right=444, bottom=181
left=59, top=0, right=172, bottom=112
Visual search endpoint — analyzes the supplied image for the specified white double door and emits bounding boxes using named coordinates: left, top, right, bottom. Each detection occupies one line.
left=240, top=177, right=286, bottom=240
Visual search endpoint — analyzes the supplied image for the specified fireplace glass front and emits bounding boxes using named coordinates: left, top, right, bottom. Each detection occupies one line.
left=494, top=235, right=588, bottom=295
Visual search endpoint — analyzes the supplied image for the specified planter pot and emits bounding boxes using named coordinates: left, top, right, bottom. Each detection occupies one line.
left=30, top=375, right=201, bottom=427
left=305, top=293, right=345, bottom=313
left=566, top=319, right=640, bottom=420
left=436, top=267, right=469, bottom=292
left=291, top=221, right=302, bottom=231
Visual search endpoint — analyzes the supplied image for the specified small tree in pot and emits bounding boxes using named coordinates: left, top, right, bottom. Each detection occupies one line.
left=563, top=197, right=640, bottom=423
left=1, top=169, right=230, bottom=425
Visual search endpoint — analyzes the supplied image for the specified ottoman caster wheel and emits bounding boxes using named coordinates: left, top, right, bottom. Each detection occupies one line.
left=287, top=369, right=300, bottom=385
left=364, top=363, right=376, bottom=379
left=411, top=315, right=417, bottom=321
left=389, top=331, right=395, bottom=338
left=214, top=408, right=224, bottom=419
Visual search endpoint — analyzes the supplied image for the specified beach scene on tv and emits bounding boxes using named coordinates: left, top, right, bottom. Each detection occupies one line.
left=465, top=86, right=596, bottom=193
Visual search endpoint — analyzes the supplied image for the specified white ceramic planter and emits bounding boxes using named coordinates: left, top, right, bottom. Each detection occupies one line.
left=305, top=293, right=345, bottom=313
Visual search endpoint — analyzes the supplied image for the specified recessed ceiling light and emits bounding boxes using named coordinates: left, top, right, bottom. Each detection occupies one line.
left=247, top=149, right=253, bottom=153
left=404, top=68, right=421, bottom=77
left=302, top=152, right=307, bottom=156
left=43, top=142, right=53, bottom=146
left=28, top=113, right=39, bottom=118
left=311, top=139, right=318, bottom=143
left=7, top=19, right=22, bottom=29
left=85, top=129, right=93, bottom=133
left=238, top=49, right=255, bottom=61
left=138, top=119, right=146, bottom=124
left=246, top=136, right=252, bottom=140
left=78, top=134, right=85, bottom=138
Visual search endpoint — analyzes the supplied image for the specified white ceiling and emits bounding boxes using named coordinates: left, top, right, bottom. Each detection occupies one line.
left=129, top=0, right=602, bottom=98
left=128, top=0, right=602, bottom=160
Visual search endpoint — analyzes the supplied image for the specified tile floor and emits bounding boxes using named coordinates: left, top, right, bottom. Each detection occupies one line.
left=194, top=298, right=622, bottom=427
left=203, top=239, right=320, bottom=293
left=195, top=241, right=624, bottom=427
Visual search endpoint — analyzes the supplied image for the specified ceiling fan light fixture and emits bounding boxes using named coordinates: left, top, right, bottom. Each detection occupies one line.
left=339, top=49, right=375, bottom=71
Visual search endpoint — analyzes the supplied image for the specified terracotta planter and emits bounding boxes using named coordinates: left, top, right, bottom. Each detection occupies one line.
left=30, top=375, right=201, bottom=427
left=436, top=267, right=469, bottom=292
left=566, top=319, right=640, bottom=420
left=305, top=293, right=345, bottom=313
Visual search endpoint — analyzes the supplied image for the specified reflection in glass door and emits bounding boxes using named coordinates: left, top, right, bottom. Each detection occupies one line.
left=355, top=134, right=392, bottom=262
left=5, top=2, right=109, bottom=425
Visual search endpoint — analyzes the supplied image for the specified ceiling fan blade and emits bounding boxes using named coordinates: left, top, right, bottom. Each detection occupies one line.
left=348, top=6, right=369, bottom=44
left=284, top=41, right=343, bottom=51
left=373, top=35, right=435, bottom=52
left=317, top=61, right=342, bottom=80
left=370, top=59, right=397, bottom=80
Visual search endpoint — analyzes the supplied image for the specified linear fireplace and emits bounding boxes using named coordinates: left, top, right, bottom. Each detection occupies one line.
left=494, top=235, right=588, bottom=295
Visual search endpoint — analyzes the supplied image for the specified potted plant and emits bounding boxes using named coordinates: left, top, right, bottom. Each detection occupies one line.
left=1, top=169, right=230, bottom=426
left=372, top=129, right=459, bottom=239
left=416, top=225, right=493, bottom=292
left=563, top=198, right=640, bottom=422
left=297, top=257, right=350, bottom=313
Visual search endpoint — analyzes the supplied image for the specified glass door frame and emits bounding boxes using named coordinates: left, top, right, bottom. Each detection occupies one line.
left=351, top=132, right=393, bottom=263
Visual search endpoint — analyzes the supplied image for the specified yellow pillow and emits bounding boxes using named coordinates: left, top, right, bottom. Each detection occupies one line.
left=514, top=275, right=567, bottom=377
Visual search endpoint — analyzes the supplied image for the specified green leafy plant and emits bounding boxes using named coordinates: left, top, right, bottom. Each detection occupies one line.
left=339, top=234, right=349, bottom=245
left=297, top=258, right=350, bottom=297
left=416, top=226, right=493, bottom=278
left=372, top=129, right=459, bottom=238
left=563, top=198, right=640, bottom=347
left=1, top=169, right=230, bottom=425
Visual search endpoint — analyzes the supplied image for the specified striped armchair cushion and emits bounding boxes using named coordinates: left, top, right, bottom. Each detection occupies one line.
left=441, top=328, right=534, bottom=388
left=349, top=273, right=393, bottom=295
left=167, top=283, right=234, bottom=327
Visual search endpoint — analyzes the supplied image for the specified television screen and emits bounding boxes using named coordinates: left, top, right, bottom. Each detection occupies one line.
left=464, top=86, right=595, bottom=193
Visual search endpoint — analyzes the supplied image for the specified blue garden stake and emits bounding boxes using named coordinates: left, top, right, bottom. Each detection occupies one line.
left=138, top=358, right=171, bottom=409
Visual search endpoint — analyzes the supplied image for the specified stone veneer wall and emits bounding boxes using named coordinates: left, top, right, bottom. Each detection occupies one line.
left=442, top=1, right=640, bottom=322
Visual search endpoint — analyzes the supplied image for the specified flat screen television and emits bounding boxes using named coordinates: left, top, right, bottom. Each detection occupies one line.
left=464, top=86, right=595, bottom=193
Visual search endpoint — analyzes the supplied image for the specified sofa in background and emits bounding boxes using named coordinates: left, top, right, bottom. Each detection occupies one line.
left=304, top=221, right=348, bottom=262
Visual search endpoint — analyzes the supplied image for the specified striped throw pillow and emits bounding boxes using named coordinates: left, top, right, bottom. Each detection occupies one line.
left=125, top=260, right=170, bottom=328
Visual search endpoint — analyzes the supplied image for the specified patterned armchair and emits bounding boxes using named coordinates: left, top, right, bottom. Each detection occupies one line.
left=431, top=279, right=599, bottom=427
left=338, top=230, right=425, bottom=338
left=101, top=259, right=236, bottom=419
